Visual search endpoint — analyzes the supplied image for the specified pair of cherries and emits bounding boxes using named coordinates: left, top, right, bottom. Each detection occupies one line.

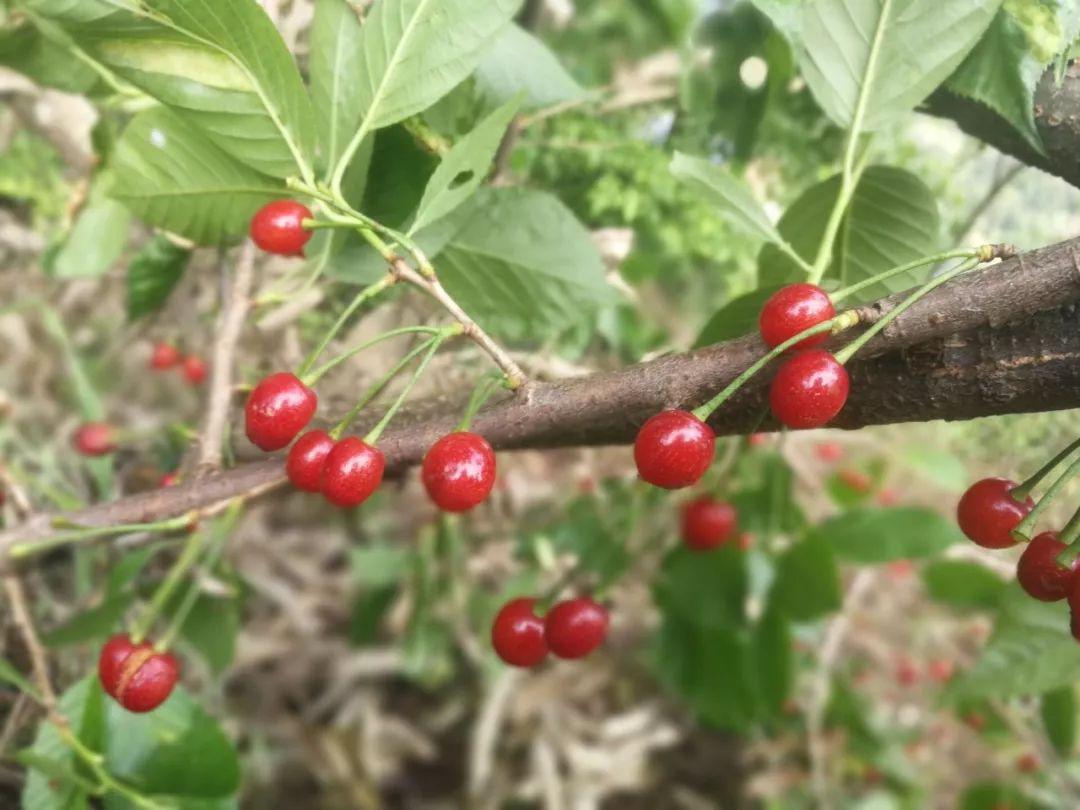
left=246, top=373, right=497, bottom=512
left=491, top=597, right=609, bottom=667
left=98, top=633, right=179, bottom=713
left=958, top=477, right=1080, bottom=636
left=150, top=341, right=206, bottom=386
left=633, top=283, right=847, bottom=490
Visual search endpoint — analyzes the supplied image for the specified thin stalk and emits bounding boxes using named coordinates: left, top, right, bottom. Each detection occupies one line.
left=364, top=328, right=460, bottom=445
left=10, top=516, right=194, bottom=560
left=692, top=310, right=861, bottom=421
left=1058, top=506, right=1080, bottom=568
left=456, top=375, right=501, bottom=431
left=297, top=275, right=395, bottom=377
left=130, top=529, right=208, bottom=644
left=831, top=249, right=979, bottom=304
left=303, top=325, right=441, bottom=387
left=834, top=258, right=980, bottom=365
left=1013, top=453, right=1080, bottom=542
left=809, top=144, right=871, bottom=284
left=1012, top=437, right=1080, bottom=500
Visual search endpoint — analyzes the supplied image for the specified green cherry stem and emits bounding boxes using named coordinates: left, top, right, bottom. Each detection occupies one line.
left=830, top=248, right=980, bottom=304
left=1013, top=452, right=1080, bottom=542
left=10, top=516, right=195, bottom=560
left=296, top=274, right=396, bottom=378
left=1012, top=437, right=1080, bottom=501
left=1057, top=504, right=1080, bottom=562
left=364, top=326, right=461, bottom=445
left=833, top=257, right=980, bottom=366
left=303, top=325, right=442, bottom=388
left=130, top=528, right=209, bottom=644
left=456, top=374, right=502, bottom=431
left=691, top=310, right=862, bottom=422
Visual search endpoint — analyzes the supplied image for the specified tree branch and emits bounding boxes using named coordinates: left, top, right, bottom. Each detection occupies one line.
left=2, top=236, right=1080, bottom=558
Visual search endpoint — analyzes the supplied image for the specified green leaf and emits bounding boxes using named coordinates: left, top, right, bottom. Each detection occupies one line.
left=752, top=607, right=792, bottom=717
left=0, top=22, right=104, bottom=94
left=126, top=235, right=190, bottom=320
left=177, top=596, right=239, bottom=675
left=106, top=546, right=162, bottom=597
left=52, top=192, right=131, bottom=279
left=816, top=507, right=963, bottom=563
left=42, top=595, right=132, bottom=647
left=671, top=152, right=782, bottom=246
left=901, top=445, right=968, bottom=492
left=112, top=107, right=281, bottom=245
left=959, top=782, right=1033, bottom=810
left=770, top=533, right=841, bottom=621
left=922, top=560, right=1006, bottom=610
left=759, top=166, right=941, bottom=302
left=348, top=585, right=398, bottom=647
left=310, top=0, right=367, bottom=171
left=409, top=97, right=521, bottom=235
left=655, top=546, right=747, bottom=629
left=950, top=585, right=1080, bottom=701
left=0, top=656, right=38, bottom=697
left=418, top=187, right=614, bottom=343
left=694, top=285, right=782, bottom=347
left=1041, top=685, right=1076, bottom=756
left=543, top=496, right=631, bottom=588
left=729, top=453, right=805, bottom=538
left=474, top=23, right=587, bottom=112
left=347, top=0, right=522, bottom=141
left=22, top=676, right=100, bottom=810
left=350, top=544, right=413, bottom=588
left=782, top=0, right=1000, bottom=131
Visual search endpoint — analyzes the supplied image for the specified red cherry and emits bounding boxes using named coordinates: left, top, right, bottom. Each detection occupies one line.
left=159, top=472, right=178, bottom=488
left=634, top=410, right=715, bottom=489
left=769, top=350, right=849, bottom=429
left=886, top=559, right=914, bottom=580
left=956, top=477, right=1033, bottom=549
left=72, top=422, right=116, bottom=456
left=181, top=355, right=207, bottom=386
left=286, top=430, right=335, bottom=493
left=838, top=468, right=872, bottom=493
left=927, top=659, right=954, bottom=684
left=1017, top=531, right=1079, bottom=602
left=491, top=598, right=548, bottom=667
left=250, top=200, right=314, bottom=257
left=747, top=433, right=769, bottom=448
left=321, top=437, right=385, bottom=507
left=1016, top=753, right=1039, bottom=774
left=962, top=712, right=986, bottom=732
left=149, top=342, right=180, bottom=370
left=877, top=488, right=899, bottom=506
left=244, top=372, right=317, bottom=452
left=680, top=496, right=737, bottom=551
left=895, top=657, right=919, bottom=687
left=814, top=441, right=844, bottom=462
left=544, top=597, right=609, bottom=660
left=421, top=432, right=496, bottom=512
left=737, top=532, right=755, bottom=551
left=759, top=283, right=835, bottom=350
left=97, top=633, right=179, bottom=713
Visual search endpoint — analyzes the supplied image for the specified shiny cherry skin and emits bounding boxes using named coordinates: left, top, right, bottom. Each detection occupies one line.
left=759, top=283, right=836, bottom=350
left=244, top=372, right=317, bottom=452
left=250, top=200, right=314, bottom=257
left=149, top=342, right=180, bottom=370
left=769, top=350, right=849, bottom=429
left=1018, top=531, right=1080, bottom=602
left=72, top=422, right=116, bottom=456
left=97, top=634, right=180, bottom=713
left=321, top=437, right=385, bottom=507
left=634, top=410, right=715, bottom=489
left=491, top=598, right=548, bottom=667
left=956, top=477, right=1033, bottom=549
left=421, top=432, right=496, bottom=512
left=286, top=430, right=335, bottom=493
left=181, top=355, right=207, bottom=386
left=544, top=597, right=609, bottom=660
left=681, top=496, right=737, bottom=551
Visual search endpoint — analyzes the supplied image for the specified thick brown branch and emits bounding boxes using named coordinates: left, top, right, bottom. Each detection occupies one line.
left=3, top=237, right=1080, bottom=556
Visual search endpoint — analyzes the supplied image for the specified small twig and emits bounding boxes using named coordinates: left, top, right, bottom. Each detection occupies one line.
left=195, top=242, right=256, bottom=475
left=2, top=573, right=62, bottom=724
left=390, top=258, right=529, bottom=390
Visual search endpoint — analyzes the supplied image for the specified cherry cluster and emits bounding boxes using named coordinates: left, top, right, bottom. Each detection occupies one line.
left=150, top=341, right=207, bottom=386
left=957, top=477, right=1080, bottom=636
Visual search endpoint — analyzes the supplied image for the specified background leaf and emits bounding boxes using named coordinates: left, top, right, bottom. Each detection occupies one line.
left=694, top=285, right=781, bottom=347
left=126, top=235, right=190, bottom=320
left=52, top=189, right=131, bottom=279
left=770, top=533, right=841, bottom=621
left=310, top=0, right=367, bottom=171
left=922, top=560, right=1006, bottom=610
left=816, top=507, right=963, bottom=563
left=474, top=23, right=587, bottom=112
left=1041, top=685, right=1076, bottom=756
left=671, top=152, right=781, bottom=245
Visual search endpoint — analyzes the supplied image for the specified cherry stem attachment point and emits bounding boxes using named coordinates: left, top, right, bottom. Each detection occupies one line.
left=830, top=248, right=980, bottom=304
left=692, top=310, right=861, bottom=422
left=363, top=325, right=462, bottom=446
left=297, top=274, right=395, bottom=378
left=1012, top=436, right=1080, bottom=501
left=833, top=257, right=980, bottom=366
left=303, top=325, right=442, bottom=388
left=1013, top=452, right=1080, bottom=543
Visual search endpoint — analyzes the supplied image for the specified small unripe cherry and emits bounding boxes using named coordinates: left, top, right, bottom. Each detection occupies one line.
left=321, top=437, right=385, bottom=507
left=286, top=430, right=335, bottom=493
left=97, top=634, right=180, bottom=713
left=181, top=355, right=207, bottom=386
left=421, top=432, right=496, bottom=512
left=159, top=472, right=178, bottom=488
left=759, top=283, right=835, bottom=350
left=72, top=422, right=117, bottom=456
left=149, top=342, right=181, bottom=370
left=491, top=598, right=548, bottom=667
left=769, top=350, right=850, bottom=429
left=680, top=496, right=737, bottom=551
left=634, top=410, right=715, bottom=490
left=250, top=200, right=314, bottom=257
left=244, top=372, right=317, bottom=452
left=1017, top=531, right=1079, bottom=602
left=544, top=597, right=609, bottom=660
left=956, top=477, right=1033, bottom=549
